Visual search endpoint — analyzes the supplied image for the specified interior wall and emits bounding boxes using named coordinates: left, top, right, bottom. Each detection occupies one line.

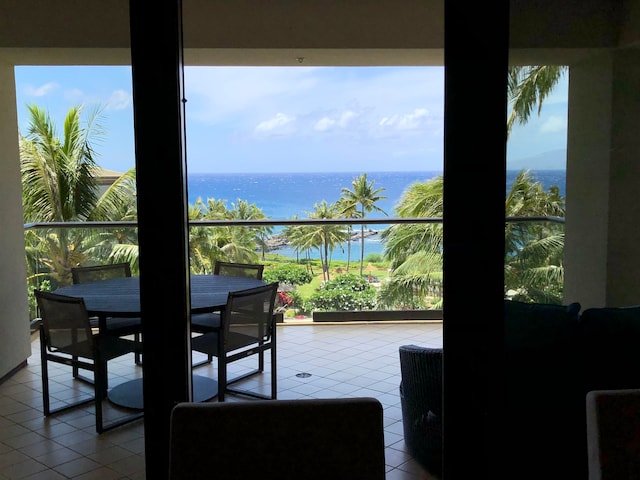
left=0, top=0, right=624, bottom=53
left=0, top=61, right=33, bottom=378
left=564, top=52, right=613, bottom=309
left=606, top=47, right=640, bottom=306
left=565, top=46, right=640, bottom=308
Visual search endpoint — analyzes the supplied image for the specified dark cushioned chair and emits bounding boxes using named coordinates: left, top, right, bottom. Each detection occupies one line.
left=399, top=344, right=442, bottom=479
left=503, top=299, right=583, bottom=479
left=169, top=398, right=386, bottom=480
left=579, top=305, right=640, bottom=393
left=586, top=388, right=640, bottom=479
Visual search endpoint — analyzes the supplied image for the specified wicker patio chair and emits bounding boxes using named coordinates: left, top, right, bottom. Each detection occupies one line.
left=399, top=344, right=443, bottom=479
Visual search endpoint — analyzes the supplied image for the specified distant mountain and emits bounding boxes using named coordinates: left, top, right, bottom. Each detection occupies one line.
left=508, top=148, right=566, bottom=170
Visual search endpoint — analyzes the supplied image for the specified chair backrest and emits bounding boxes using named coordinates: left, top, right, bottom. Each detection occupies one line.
left=399, top=345, right=442, bottom=416
left=586, top=388, right=640, bottom=480
left=214, top=261, right=264, bottom=280
left=223, top=282, right=278, bottom=350
left=169, top=397, right=386, bottom=480
left=71, top=262, right=132, bottom=284
left=35, top=290, right=93, bottom=353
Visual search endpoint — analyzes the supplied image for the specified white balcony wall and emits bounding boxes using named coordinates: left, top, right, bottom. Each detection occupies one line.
left=0, top=62, right=31, bottom=378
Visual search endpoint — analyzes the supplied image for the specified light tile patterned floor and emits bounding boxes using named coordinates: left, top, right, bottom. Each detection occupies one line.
left=0, top=321, right=442, bottom=479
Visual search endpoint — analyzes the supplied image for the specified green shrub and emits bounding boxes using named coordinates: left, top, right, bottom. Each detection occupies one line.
left=308, top=274, right=377, bottom=311
left=322, top=273, right=370, bottom=292
left=263, top=263, right=313, bottom=286
left=364, top=253, right=383, bottom=263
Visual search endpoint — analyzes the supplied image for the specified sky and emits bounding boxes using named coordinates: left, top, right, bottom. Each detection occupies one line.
left=13, top=66, right=569, bottom=174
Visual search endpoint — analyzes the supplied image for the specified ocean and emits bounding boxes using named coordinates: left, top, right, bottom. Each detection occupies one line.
left=187, top=170, right=566, bottom=261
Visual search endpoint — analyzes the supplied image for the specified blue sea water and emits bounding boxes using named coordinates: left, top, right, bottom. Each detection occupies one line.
left=187, top=170, right=566, bottom=261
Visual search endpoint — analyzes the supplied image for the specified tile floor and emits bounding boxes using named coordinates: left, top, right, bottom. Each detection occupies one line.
left=0, top=321, right=443, bottom=479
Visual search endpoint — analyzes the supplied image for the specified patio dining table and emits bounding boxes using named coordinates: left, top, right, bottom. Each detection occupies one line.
left=53, top=273, right=266, bottom=409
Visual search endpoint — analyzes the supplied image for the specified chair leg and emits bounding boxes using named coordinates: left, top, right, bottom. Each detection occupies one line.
left=96, top=363, right=108, bottom=400
left=218, top=355, right=227, bottom=402
left=271, top=340, right=277, bottom=400
left=40, top=331, right=51, bottom=416
left=95, top=354, right=144, bottom=433
left=94, top=357, right=107, bottom=433
left=258, top=349, right=264, bottom=372
left=134, top=333, right=142, bottom=366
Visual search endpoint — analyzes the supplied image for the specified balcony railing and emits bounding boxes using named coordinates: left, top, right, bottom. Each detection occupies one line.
left=23, top=215, right=565, bottom=323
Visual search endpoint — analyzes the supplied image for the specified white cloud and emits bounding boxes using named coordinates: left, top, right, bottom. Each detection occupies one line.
left=540, top=115, right=566, bottom=133
left=185, top=66, right=443, bottom=129
left=255, top=113, right=295, bottom=133
left=24, top=82, right=59, bottom=97
left=379, top=108, right=430, bottom=130
left=186, top=66, right=446, bottom=150
left=105, top=89, right=131, bottom=111
left=314, top=117, right=335, bottom=131
left=314, top=110, right=358, bottom=132
left=64, top=88, right=85, bottom=103
left=338, top=110, right=357, bottom=127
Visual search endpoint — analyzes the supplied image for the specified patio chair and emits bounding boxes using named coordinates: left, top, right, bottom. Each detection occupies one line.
left=586, top=388, right=640, bottom=479
left=191, top=261, right=264, bottom=366
left=71, top=262, right=142, bottom=366
left=168, top=397, right=386, bottom=480
left=191, top=261, right=264, bottom=333
left=399, top=344, right=443, bottom=479
left=213, top=260, right=265, bottom=279
left=191, top=282, right=278, bottom=401
left=35, top=290, right=144, bottom=433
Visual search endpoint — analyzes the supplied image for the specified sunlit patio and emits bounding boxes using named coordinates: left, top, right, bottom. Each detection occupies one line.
left=0, top=321, right=442, bottom=479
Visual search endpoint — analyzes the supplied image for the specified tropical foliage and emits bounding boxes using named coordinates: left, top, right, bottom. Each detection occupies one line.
left=339, top=173, right=387, bottom=276
left=296, top=201, right=349, bottom=282
left=187, top=197, right=270, bottom=273
left=22, top=62, right=567, bottom=319
left=21, top=104, right=137, bottom=289
left=507, top=65, right=567, bottom=135
left=379, top=170, right=565, bottom=308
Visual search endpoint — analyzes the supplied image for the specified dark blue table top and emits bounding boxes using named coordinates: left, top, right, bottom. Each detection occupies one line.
left=54, top=274, right=265, bottom=317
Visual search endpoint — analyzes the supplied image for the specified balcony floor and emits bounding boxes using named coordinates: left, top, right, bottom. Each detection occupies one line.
left=0, top=321, right=442, bottom=479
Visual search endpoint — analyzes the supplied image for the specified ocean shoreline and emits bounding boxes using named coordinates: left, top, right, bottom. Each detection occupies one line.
left=264, top=228, right=381, bottom=252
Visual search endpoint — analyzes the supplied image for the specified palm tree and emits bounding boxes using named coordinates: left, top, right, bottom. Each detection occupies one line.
left=507, top=65, right=567, bottom=136
left=187, top=199, right=218, bottom=274
left=227, top=199, right=273, bottom=261
left=20, top=104, right=136, bottom=286
left=201, top=198, right=260, bottom=265
left=382, top=177, right=444, bottom=269
left=335, top=196, right=361, bottom=272
left=340, top=173, right=387, bottom=277
left=379, top=178, right=444, bottom=309
left=504, top=170, right=565, bottom=303
left=381, top=171, right=566, bottom=307
left=300, top=201, right=348, bottom=282
left=88, top=167, right=139, bottom=269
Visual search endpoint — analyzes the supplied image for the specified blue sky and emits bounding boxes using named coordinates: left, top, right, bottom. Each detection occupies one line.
left=14, top=66, right=568, bottom=174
